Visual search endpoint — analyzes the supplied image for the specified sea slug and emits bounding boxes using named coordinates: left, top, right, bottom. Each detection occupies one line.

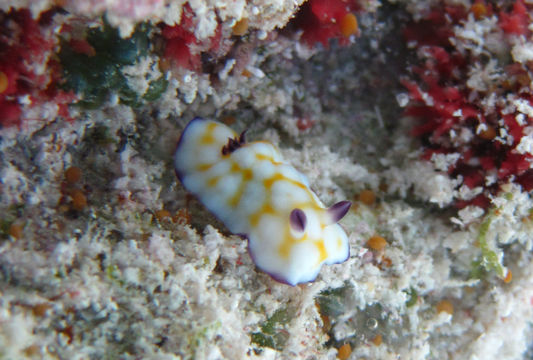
left=174, top=117, right=351, bottom=285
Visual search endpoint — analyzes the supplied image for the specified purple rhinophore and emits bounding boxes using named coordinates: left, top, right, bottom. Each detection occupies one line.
left=289, top=208, right=307, bottom=232
left=328, top=200, right=352, bottom=223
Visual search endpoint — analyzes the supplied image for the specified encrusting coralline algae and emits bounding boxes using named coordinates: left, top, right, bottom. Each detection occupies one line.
left=1, top=0, right=533, bottom=359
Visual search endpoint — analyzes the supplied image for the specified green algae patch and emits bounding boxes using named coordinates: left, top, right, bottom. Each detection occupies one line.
left=59, top=20, right=166, bottom=109
left=404, top=287, right=418, bottom=308
left=471, top=208, right=506, bottom=279
left=316, top=286, right=348, bottom=317
left=250, top=307, right=292, bottom=350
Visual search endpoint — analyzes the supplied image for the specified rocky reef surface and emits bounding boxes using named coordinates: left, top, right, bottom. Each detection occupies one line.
left=1, top=1, right=533, bottom=359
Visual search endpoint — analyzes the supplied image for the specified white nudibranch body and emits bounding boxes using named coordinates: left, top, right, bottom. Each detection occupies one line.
left=174, top=118, right=351, bottom=285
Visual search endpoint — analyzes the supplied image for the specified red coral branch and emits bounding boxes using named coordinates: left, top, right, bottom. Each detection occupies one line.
left=0, top=8, right=74, bottom=128
left=402, top=3, right=533, bottom=208
left=290, top=0, right=360, bottom=47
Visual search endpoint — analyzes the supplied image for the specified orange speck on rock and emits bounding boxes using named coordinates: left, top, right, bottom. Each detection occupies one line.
left=465, top=285, right=475, bottom=294
left=337, top=343, right=352, bottom=360
left=222, top=115, right=237, bottom=125
left=117, top=193, right=128, bottom=205
left=516, top=73, right=531, bottom=87
left=65, top=166, right=82, bottom=184
left=58, top=203, right=70, bottom=213
left=372, top=333, right=383, bottom=346
left=155, top=209, right=171, bottom=221
left=436, top=299, right=454, bottom=315
left=504, top=269, right=512, bottom=283
left=71, top=189, right=87, bottom=211
left=358, top=189, right=376, bottom=205
left=340, top=13, right=358, bottom=37
left=159, top=58, right=171, bottom=72
left=8, top=223, right=24, bottom=239
left=321, top=313, right=331, bottom=332
left=471, top=2, right=488, bottom=19
left=501, top=79, right=514, bottom=90
left=32, top=303, right=52, bottom=317
left=54, top=220, right=66, bottom=232
left=173, top=208, right=191, bottom=225
left=478, top=125, right=496, bottom=140
left=232, top=18, right=249, bottom=36
left=367, top=235, right=387, bottom=251
left=24, top=345, right=40, bottom=357
left=380, top=256, right=392, bottom=268
left=59, top=325, right=74, bottom=344
left=0, top=71, right=8, bottom=93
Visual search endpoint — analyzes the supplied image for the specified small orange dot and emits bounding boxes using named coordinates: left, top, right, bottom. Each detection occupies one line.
left=64, top=166, right=82, bottom=184
left=358, top=189, right=376, bottom=205
left=32, top=303, right=52, bottom=317
left=478, top=126, right=496, bottom=140
left=23, top=345, right=40, bottom=356
left=372, top=333, right=382, bottom=346
left=321, top=314, right=331, bottom=332
left=516, top=73, right=531, bottom=87
left=436, top=300, right=454, bottom=315
left=501, top=79, right=514, bottom=90
left=503, top=269, right=512, bottom=283
left=8, top=223, right=23, bottom=239
left=173, top=208, right=191, bottom=225
left=340, top=13, right=358, bottom=37
left=380, top=257, right=392, bottom=268
left=71, top=190, right=87, bottom=211
left=222, top=115, right=237, bottom=125
left=367, top=235, right=387, bottom=251
left=58, top=204, right=70, bottom=213
left=241, top=69, right=252, bottom=78
left=337, top=343, right=352, bottom=360
left=0, top=71, right=8, bottom=93
left=159, top=58, right=171, bottom=72
left=155, top=209, right=171, bottom=221
left=471, top=2, right=487, bottom=19
left=232, top=18, right=249, bottom=36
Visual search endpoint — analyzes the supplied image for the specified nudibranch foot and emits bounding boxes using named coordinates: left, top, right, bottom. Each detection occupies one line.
left=174, top=117, right=351, bottom=286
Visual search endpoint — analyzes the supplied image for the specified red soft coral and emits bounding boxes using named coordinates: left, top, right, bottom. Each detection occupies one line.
left=499, top=0, right=531, bottom=36
left=402, top=3, right=533, bottom=208
left=0, top=8, right=73, bottom=128
left=161, top=3, right=223, bottom=71
left=290, top=0, right=360, bottom=47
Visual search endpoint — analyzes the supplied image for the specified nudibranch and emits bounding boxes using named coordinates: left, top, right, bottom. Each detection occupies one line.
left=174, top=117, right=351, bottom=285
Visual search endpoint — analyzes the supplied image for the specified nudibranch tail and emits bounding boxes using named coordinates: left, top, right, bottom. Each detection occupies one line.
left=174, top=117, right=351, bottom=286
